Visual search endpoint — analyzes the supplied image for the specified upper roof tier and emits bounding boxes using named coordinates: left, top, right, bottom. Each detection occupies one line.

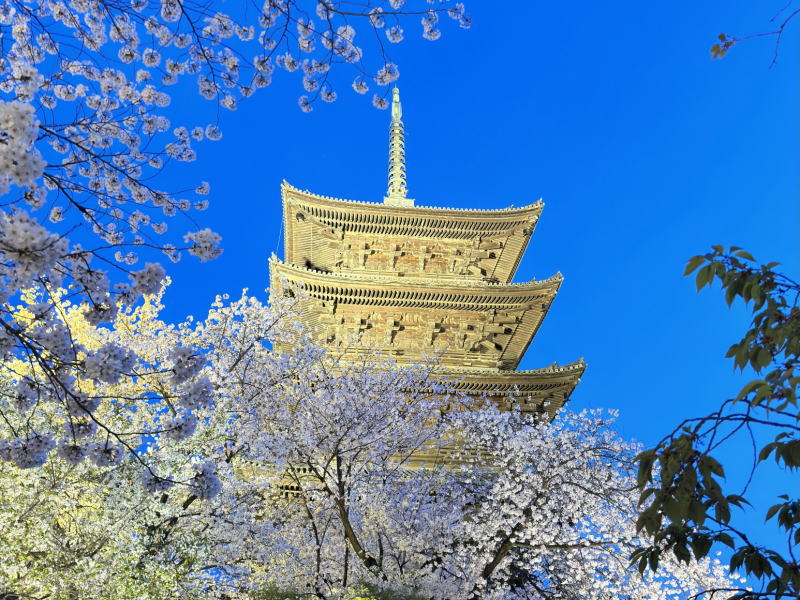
left=282, top=181, right=543, bottom=284
left=270, top=258, right=561, bottom=370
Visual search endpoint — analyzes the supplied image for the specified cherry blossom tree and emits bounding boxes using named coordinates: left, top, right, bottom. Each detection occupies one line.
left=231, top=380, right=739, bottom=600
left=0, top=282, right=306, bottom=598
left=1, top=284, right=739, bottom=599
left=0, top=0, right=471, bottom=480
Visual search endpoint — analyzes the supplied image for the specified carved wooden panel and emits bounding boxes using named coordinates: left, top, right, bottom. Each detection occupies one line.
left=311, top=229, right=528, bottom=280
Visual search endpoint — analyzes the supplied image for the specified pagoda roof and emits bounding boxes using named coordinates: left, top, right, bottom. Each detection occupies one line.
left=444, top=360, right=585, bottom=416
left=281, top=181, right=543, bottom=283
left=400, top=360, right=585, bottom=467
left=269, top=258, right=561, bottom=370
left=270, top=257, right=561, bottom=302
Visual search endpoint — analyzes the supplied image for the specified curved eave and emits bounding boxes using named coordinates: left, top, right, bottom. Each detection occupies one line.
left=443, top=359, right=586, bottom=379
left=446, top=360, right=585, bottom=415
left=282, top=180, right=543, bottom=216
left=269, top=257, right=562, bottom=298
left=448, top=360, right=585, bottom=391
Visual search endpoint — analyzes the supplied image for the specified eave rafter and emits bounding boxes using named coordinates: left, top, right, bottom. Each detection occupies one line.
left=270, top=258, right=561, bottom=309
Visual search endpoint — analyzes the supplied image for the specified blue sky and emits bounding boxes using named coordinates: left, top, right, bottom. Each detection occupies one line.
left=156, top=1, right=798, bottom=555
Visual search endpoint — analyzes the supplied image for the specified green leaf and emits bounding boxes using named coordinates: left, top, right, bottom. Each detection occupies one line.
left=752, top=285, right=765, bottom=308
left=684, top=255, right=706, bottom=276
left=765, top=503, right=783, bottom=522
left=648, top=550, right=660, bottom=572
left=673, top=542, right=691, bottom=564
left=759, top=442, right=778, bottom=462
left=725, top=282, right=739, bottom=307
left=716, top=532, right=735, bottom=549
left=696, top=264, right=713, bottom=291
left=637, top=450, right=656, bottom=488
left=784, top=440, right=800, bottom=467
left=715, top=500, right=731, bottom=524
left=636, top=551, right=649, bottom=575
left=700, top=455, right=725, bottom=478
left=691, top=535, right=712, bottom=559
left=737, top=379, right=766, bottom=400
left=689, top=500, right=707, bottom=525
left=730, top=549, right=745, bottom=571
left=755, top=347, right=772, bottom=371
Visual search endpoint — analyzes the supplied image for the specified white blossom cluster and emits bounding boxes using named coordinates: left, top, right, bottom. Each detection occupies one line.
left=184, top=228, right=223, bottom=262
left=189, top=459, right=222, bottom=499
left=165, top=411, right=199, bottom=441
left=127, top=261, right=166, bottom=297
left=180, top=376, right=214, bottom=410
left=0, top=208, right=68, bottom=287
left=155, top=292, right=742, bottom=599
left=0, top=100, right=44, bottom=194
left=0, top=432, right=54, bottom=467
left=82, top=342, right=136, bottom=384
left=170, top=344, right=206, bottom=384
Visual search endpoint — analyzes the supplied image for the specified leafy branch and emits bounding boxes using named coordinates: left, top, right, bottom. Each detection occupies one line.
left=635, top=246, right=800, bottom=599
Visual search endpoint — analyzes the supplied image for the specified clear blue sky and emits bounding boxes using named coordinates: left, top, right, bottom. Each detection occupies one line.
left=157, top=1, right=798, bottom=552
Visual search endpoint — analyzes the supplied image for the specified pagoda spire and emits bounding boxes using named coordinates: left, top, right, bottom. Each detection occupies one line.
left=384, top=87, right=414, bottom=206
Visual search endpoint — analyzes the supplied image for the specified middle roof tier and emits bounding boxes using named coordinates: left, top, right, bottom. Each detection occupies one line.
left=270, top=258, right=561, bottom=371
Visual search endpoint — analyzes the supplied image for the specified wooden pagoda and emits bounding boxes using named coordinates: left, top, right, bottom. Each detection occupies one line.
left=269, top=88, right=583, bottom=417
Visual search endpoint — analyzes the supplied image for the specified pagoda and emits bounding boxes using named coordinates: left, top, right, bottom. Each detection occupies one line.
left=269, top=88, right=584, bottom=420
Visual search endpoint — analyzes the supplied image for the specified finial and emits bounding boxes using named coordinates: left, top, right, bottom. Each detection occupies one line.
left=384, top=87, right=414, bottom=206
left=391, top=87, right=402, bottom=120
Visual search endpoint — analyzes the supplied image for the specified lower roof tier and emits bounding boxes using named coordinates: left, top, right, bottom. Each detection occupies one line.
left=395, top=361, right=585, bottom=468
left=443, top=361, right=585, bottom=417
left=270, top=259, right=561, bottom=371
